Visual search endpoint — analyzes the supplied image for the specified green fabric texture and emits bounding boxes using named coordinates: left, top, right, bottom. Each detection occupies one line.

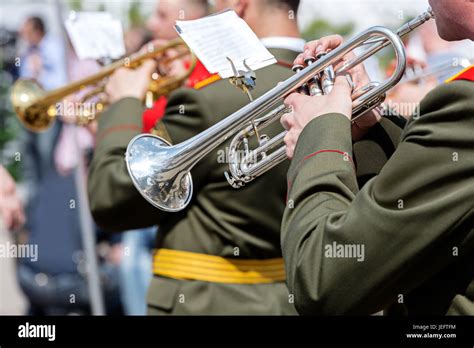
left=281, top=80, right=474, bottom=315
left=88, top=48, right=404, bottom=314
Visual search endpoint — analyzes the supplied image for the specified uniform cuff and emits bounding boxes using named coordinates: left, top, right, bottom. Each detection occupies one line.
left=288, top=113, right=353, bottom=182
left=96, top=97, right=144, bottom=150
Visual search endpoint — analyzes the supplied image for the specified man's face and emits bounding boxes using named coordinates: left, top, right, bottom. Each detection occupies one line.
left=147, top=0, right=186, bottom=40
left=428, top=0, right=474, bottom=40
left=20, top=22, right=37, bottom=45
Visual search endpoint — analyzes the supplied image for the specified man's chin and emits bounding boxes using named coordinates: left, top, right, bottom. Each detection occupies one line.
left=435, top=17, right=474, bottom=41
left=436, top=23, right=461, bottom=42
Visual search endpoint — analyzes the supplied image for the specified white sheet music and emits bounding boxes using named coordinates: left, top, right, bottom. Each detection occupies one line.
left=65, top=12, right=125, bottom=60
left=175, top=10, right=276, bottom=78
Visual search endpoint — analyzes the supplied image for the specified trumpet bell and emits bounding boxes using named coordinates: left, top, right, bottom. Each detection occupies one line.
left=125, top=134, right=193, bottom=212
left=10, top=79, right=55, bottom=132
left=10, top=38, right=195, bottom=132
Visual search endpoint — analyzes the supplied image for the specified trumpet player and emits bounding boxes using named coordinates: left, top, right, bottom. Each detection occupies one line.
left=116, top=0, right=212, bottom=316
left=88, top=0, right=403, bottom=315
left=142, top=0, right=213, bottom=133
left=280, top=0, right=474, bottom=315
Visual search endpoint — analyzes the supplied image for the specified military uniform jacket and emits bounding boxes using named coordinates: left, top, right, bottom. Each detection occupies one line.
left=281, top=74, right=474, bottom=315
left=88, top=48, right=403, bottom=315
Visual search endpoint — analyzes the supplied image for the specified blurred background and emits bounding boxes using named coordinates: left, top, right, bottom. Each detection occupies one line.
left=0, top=0, right=472, bottom=316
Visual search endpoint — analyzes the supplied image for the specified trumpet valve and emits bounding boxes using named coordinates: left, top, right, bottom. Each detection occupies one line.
left=321, top=66, right=336, bottom=94
left=292, top=64, right=310, bottom=95
left=291, top=64, right=305, bottom=73
left=312, top=52, right=336, bottom=94
left=304, top=57, right=324, bottom=96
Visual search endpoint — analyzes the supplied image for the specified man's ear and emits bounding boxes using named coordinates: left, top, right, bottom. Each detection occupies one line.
left=233, top=0, right=250, bottom=18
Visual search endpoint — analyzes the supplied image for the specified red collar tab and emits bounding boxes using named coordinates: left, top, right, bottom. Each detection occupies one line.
left=445, top=65, right=474, bottom=83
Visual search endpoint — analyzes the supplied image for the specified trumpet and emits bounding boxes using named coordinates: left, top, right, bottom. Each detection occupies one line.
left=10, top=38, right=196, bottom=132
left=125, top=9, right=434, bottom=212
left=399, top=56, right=472, bottom=84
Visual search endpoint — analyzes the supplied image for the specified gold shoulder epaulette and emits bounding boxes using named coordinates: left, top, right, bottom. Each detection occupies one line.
left=194, top=74, right=221, bottom=90
left=445, top=64, right=474, bottom=83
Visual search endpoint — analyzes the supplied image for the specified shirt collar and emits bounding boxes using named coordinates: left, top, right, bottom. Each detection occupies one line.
left=260, top=36, right=306, bottom=53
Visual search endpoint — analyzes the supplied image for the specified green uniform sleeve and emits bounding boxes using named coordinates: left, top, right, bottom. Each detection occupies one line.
left=88, top=89, right=213, bottom=232
left=281, top=81, right=474, bottom=315
left=88, top=97, right=161, bottom=231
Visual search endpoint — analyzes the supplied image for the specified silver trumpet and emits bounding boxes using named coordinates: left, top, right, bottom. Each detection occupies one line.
left=401, top=56, right=472, bottom=84
left=125, top=9, right=434, bottom=212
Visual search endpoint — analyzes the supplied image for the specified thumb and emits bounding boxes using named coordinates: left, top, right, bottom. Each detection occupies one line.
left=330, top=75, right=353, bottom=99
left=138, top=59, right=158, bottom=76
left=284, top=92, right=308, bottom=110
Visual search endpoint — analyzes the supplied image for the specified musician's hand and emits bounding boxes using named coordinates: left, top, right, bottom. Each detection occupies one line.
left=297, top=35, right=345, bottom=64
left=297, top=35, right=369, bottom=88
left=105, top=59, right=157, bottom=104
left=0, top=166, right=25, bottom=231
left=281, top=75, right=352, bottom=159
left=165, top=55, right=188, bottom=77
left=140, top=39, right=188, bottom=77
left=294, top=35, right=382, bottom=140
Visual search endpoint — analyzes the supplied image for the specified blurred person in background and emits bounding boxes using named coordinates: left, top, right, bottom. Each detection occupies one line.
left=16, top=15, right=86, bottom=315
left=0, top=165, right=25, bottom=232
left=142, top=0, right=212, bottom=132
left=0, top=28, right=20, bottom=80
left=146, top=0, right=209, bottom=40
left=55, top=28, right=152, bottom=316
left=17, top=16, right=68, bottom=204
left=16, top=16, right=121, bottom=315
left=18, top=16, right=67, bottom=90
left=54, top=40, right=101, bottom=177
left=124, top=27, right=152, bottom=55
left=0, top=24, right=28, bottom=315
left=113, top=25, right=154, bottom=316
left=111, top=0, right=211, bottom=315
left=54, top=39, right=125, bottom=316
left=0, top=165, right=26, bottom=314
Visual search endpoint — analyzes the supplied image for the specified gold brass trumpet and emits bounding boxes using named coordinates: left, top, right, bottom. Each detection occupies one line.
left=10, top=38, right=196, bottom=132
left=125, top=9, right=434, bottom=212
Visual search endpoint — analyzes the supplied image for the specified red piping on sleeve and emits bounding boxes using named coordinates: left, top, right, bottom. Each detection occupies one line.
left=285, top=149, right=355, bottom=203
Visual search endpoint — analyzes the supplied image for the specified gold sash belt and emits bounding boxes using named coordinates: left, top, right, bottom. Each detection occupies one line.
left=153, top=248, right=286, bottom=284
